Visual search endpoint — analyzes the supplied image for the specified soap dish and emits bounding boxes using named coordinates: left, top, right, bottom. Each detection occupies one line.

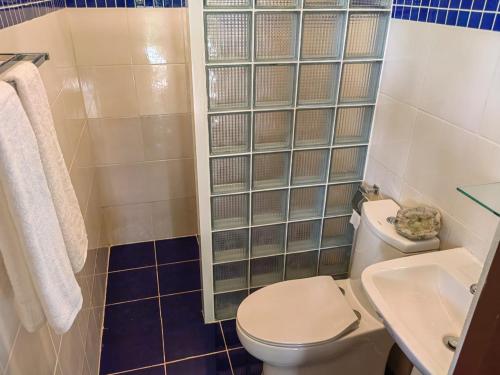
left=395, top=206, right=441, bottom=241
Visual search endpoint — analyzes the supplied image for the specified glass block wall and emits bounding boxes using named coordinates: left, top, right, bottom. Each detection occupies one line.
left=189, top=0, right=391, bottom=322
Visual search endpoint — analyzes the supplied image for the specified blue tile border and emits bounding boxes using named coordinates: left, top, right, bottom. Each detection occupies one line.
left=64, top=0, right=186, bottom=7
left=392, top=0, right=500, bottom=31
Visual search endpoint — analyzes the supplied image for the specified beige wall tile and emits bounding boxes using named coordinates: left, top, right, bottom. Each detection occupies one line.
left=142, top=114, right=194, bottom=161
left=479, top=59, right=500, bottom=144
left=85, top=312, right=100, bottom=375
left=89, top=117, right=145, bottom=165
left=134, top=64, right=189, bottom=116
left=79, top=66, right=139, bottom=119
left=0, top=260, right=20, bottom=372
left=5, top=325, right=56, bottom=375
left=128, top=8, right=186, bottom=65
left=95, top=247, right=110, bottom=275
left=104, top=203, right=154, bottom=245
left=97, top=164, right=149, bottom=206
left=58, top=321, right=85, bottom=375
left=152, top=197, right=198, bottom=239
left=68, top=9, right=131, bottom=66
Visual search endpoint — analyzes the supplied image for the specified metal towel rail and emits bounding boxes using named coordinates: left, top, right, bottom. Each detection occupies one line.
left=0, top=53, right=50, bottom=91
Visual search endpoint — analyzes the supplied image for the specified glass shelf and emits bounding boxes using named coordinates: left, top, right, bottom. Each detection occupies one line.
left=457, top=182, right=500, bottom=217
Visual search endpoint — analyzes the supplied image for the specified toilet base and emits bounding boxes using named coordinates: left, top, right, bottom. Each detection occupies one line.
left=261, top=338, right=391, bottom=375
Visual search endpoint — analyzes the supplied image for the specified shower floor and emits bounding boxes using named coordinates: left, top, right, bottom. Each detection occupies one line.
left=99, top=236, right=262, bottom=375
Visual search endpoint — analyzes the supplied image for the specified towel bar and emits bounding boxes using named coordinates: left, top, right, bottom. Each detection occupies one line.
left=0, top=53, right=50, bottom=90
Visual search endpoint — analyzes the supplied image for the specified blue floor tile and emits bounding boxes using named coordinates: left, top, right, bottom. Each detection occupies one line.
left=229, top=348, right=263, bottom=375
left=156, top=236, right=199, bottom=264
left=100, top=299, right=164, bottom=374
left=106, top=267, right=158, bottom=304
left=158, top=261, right=200, bottom=295
left=161, top=292, right=225, bottom=361
left=109, top=241, right=155, bottom=271
left=120, top=365, right=165, bottom=374
left=221, top=320, right=242, bottom=349
left=166, top=352, right=232, bottom=375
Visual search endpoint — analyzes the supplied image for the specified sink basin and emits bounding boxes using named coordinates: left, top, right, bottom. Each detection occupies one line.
left=361, top=248, right=482, bottom=375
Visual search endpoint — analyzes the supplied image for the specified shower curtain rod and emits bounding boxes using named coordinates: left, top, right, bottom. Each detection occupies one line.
left=0, top=53, right=50, bottom=90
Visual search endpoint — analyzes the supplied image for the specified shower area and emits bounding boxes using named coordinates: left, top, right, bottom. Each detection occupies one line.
left=188, top=0, right=391, bottom=322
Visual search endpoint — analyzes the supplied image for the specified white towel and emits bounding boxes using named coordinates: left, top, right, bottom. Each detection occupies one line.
left=0, top=82, right=82, bottom=334
left=3, top=62, right=88, bottom=273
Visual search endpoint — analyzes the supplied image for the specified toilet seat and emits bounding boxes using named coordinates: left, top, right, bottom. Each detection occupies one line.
left=236, top=276, right=359, bottom=348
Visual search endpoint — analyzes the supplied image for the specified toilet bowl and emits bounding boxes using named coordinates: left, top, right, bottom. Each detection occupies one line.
left=236, top=199, right=441, bottom=375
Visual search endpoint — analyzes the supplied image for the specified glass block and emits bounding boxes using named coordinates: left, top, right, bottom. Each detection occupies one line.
left=339, top=62, right=382, bottom=104
left=210, top=156, right=250, bottom=194
left=287, top=220, right=321, bottom=252
left=333, top=106, right=373, bottom=145
left=289, top=186, right=325, bottom=220
left=251, top=224, right=286, bottom=257
left=286, top=251, right=319, bottom=280
left=301, top=12, right=345, bottom=60
left=214, top=290, right=248, bottom=320
left=250, top=256, right=284, bottom=287
left=329, top=146, right=367, bottom=182
left=344, top=12, right=389, bottom=59
left=253, top=111, right=293, bottom=151
left=205, top=12, right=251, bottom=63
left=252, top=189, right=288, bottom=225
left=205, top=0, right=252, bottom=7
left=291, top=149, right=329, bottom=185
left=213, top=229, right=249, bottom=263
left=319, top=246, right=351, bottom=276
left=255, top=12, right=299, bottom=61
left=214, top=260, right=248, bottom=293
left=298, top=63, right=340, bottom=105
left=255, top=0, right=298, bottom=7
left=349, top=0, right=391, bottom=8
left=321, top=216, right=354, bottom=247
left=209, top=112, right=251, bottom=155
left=254, top=64, right=296, bottom=108
left=212, top=194, right=249, bottom=230
left=304, top=0, right=347, bottom=6
left=325, top=182, right=361, bottom=216
left=294, top=108, right=334, bottom=148
left=207, top=65, right=250, bottom=111
left=252, top=152, right=290, bottom=189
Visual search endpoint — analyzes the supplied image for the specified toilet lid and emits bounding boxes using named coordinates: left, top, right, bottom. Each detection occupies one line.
left=236, top=276, right=359, bottom=347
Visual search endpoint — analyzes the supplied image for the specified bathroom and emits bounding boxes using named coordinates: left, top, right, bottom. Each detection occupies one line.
left=0, top=0, right=498, bottom=374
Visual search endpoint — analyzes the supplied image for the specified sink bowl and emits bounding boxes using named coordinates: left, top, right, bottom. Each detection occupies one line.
left=361, top=248, right=482, bottom=375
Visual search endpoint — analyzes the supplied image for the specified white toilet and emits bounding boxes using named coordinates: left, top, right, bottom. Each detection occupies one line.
left=236, top=199, right=440, bottom=375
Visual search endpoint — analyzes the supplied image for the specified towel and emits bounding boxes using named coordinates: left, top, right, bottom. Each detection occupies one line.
left=0, top=82, right=82, bottom=334
left=3, top=62, right=88, bottom=273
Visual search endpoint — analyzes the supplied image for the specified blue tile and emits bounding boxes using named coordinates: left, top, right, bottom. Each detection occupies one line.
left=427, top=8, right=438, bottom=22
left=75, top=0, right=86, bottom=7
left=158, top=261, right=201, bottom=295
left=221, top=320, right=242, bottom=349
left=446, top=10, right=458, bottom=24
left=457, top=10, right=470, bottom=26
left=472, top=0, right=485, bottom=9
left=485, top=0, right=498, bottom=11
left=166, top=352, right=232, bottom=375
left=96, top=0, right=106, bottom=6
left=480, top=11, right=495, bottom=29
left=394, top=5, right=403, bottom=18
left=172, top=0, right=184, bottom=5
left=106, top=267, right=158, bottom=304
left=418, top=7, right=429, bottom=21
left=449, top=0, right=460, bottom=7
left=86, top=0, right=96, bottom=6
left=430, top=0, right=439, bottom=6
left=161, top=292, right=226, bottom=361
left=410, top=7, right=419, bottom=20
left=439, top=0, right=450, bottom=6
left=421, top=0, right=430, bottom=5
left=436, top=9, right=448, bottom=23
left=468, top=11, right=482, bottom=27
left=101, top=299, right=164, bottom=374
left=106, top=0, right=116, bottom=6
left=156, top=236, right=199, bottom=264
left=109, top=241, right=155, bottom=271
left=121, top=366, right=165, bottom=375
left=402, top=6, right=411, bottom=19
left=460, top=0, right=472, bottom=8
left=494, top=14, right=500, bottom=31
left=116, top=0, right=126, bottom=6
left=229, top=349, right=263, bottom=375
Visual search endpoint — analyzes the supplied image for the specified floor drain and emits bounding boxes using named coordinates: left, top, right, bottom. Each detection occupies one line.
left=443, top=335, right=459, bottom=351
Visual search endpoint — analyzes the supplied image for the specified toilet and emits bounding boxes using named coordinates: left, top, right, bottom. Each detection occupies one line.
left=236, top=199, right=440, bottom=375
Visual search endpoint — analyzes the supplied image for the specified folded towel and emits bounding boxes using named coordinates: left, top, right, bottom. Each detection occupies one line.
left=0, top=82, right=82, bottom=334
left=3, top=62, right=88, bottom=273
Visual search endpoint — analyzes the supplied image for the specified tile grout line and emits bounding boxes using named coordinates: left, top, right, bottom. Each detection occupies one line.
left=153, top=240, right=167, bottom=374
left=218, top=321, right=235, bottom=375
left=105, top=289, right=203, bottom=307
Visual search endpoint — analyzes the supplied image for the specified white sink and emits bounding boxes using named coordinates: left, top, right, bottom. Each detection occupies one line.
left=361, top=248, right=482, bottom=375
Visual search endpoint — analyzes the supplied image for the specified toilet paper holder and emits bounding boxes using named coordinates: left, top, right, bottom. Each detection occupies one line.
left=352, top=183, right=381, bottom=215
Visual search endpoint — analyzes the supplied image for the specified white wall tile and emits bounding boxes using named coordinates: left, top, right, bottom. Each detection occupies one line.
left=479, top=59, right=500, bottom=144
left=104, top=203, right=154, bottom=245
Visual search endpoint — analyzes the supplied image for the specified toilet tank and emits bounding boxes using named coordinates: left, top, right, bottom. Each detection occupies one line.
left=350, top=199, right=440, bottom=281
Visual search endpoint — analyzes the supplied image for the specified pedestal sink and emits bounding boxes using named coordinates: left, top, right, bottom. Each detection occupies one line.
left=361, top=248, right=482, bottom=375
